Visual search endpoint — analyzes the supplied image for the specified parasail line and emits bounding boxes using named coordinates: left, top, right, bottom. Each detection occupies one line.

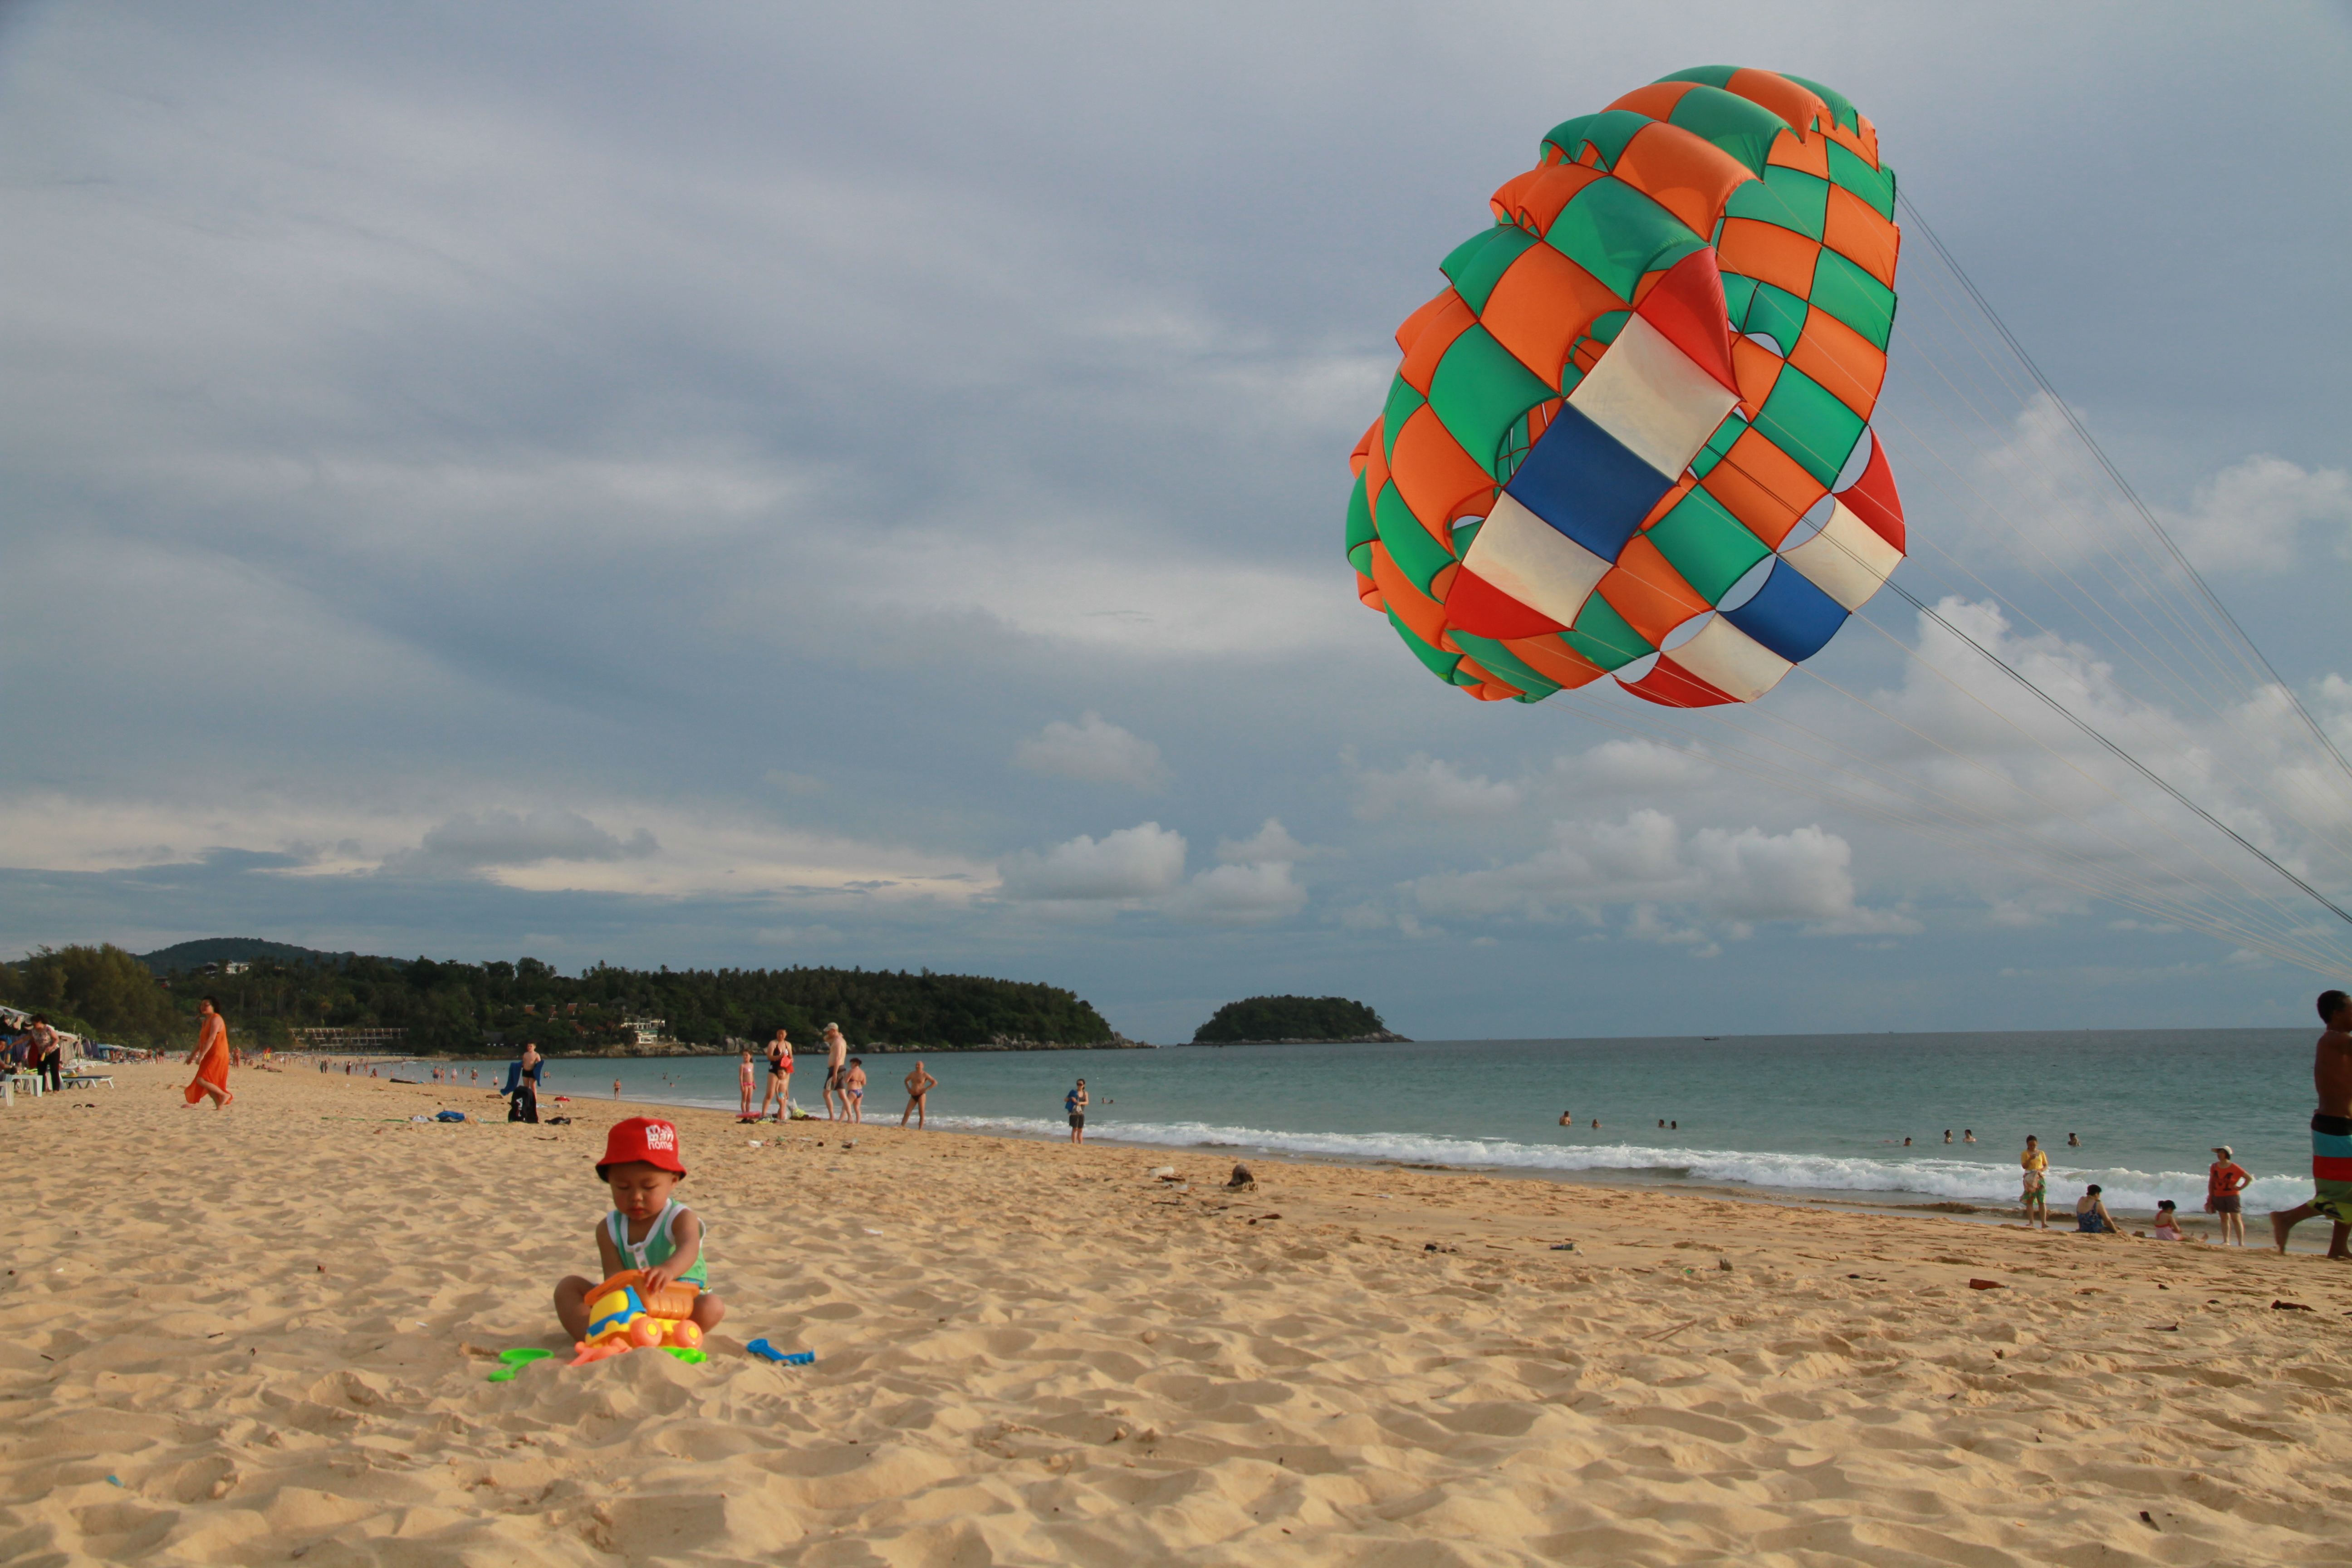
left=1881, top=578, right=2352, bottom=929
left=1896, top=192, right=2352, bottom=795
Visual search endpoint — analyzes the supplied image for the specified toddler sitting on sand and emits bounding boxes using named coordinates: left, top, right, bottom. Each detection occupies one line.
left=554, top=1117, right=728, bottom=1339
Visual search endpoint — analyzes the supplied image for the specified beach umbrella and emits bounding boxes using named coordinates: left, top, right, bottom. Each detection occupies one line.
left=1347, top=66, right=1901, bottom=707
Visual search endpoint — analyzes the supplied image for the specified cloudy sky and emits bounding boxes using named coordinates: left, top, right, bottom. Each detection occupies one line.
left=5, top=2, right=2350, bottom=1040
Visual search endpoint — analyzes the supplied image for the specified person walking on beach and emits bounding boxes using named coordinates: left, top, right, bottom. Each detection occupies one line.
left=822, top=1024, right=849, bottom=1121
left=1066, top=1078, right=1088, bottom=1144
left=2270, top=989, right=2352, bottom=1257
left=902, top=1060, right=937, bottom=1129
left=2207, top=1146, right=2250, bottom=1245
left=612, top=1077, right=622, bottom=1100
left=2020, top=1135, right=2050, bottom=1228
left=183, top=998, right=232, bottom=1108
left=760, top=1029, right=792, bottom=1121
left=843, top=1058, right=867, bottom=1123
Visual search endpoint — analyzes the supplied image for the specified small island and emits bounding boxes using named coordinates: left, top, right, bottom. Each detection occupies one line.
left=1190, top=995, right=1410, bottom=1045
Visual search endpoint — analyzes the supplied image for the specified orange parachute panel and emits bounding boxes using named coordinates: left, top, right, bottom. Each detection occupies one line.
left=1765, top=128, right=1830, bottom=178
left=1480, top=244, right=1624, bottom=390
left=1490, top=162, right=1605, bottom=235
left=1788, top=306, right=1887, bottom=417
left=1502, top=633, right=1610, bottom=690
left=1369, top=543, right=1449, bottom=651
left=1359, top=427, right=1391, bottom=519
left=1731, top=335, right=1785, bottom=414
left=1724, top=68, right=1827, bottom=137
left=1640, top=473, right=1700, bottom=531
left=1398, top=290, right=1477, bottom=395
left=1355, top=570, right=1382, bottom=612
left=1350, top=419, right=1376, bottom=478
left=1611, top=122, right=1757, bottom=239
left=1824, top=186, right=1900, bottom=287
left=1393, top=289, right=1459, bottom=358
left=1703, top=426, right=1827, bottom=548
left=1597, top=536, right=1711, bottom=647
left=1389, top=404, right=1495, bottom=534
left=1716, top=217, right=1819, bottom=299
left=1603, top=80, right=1701, bottom=122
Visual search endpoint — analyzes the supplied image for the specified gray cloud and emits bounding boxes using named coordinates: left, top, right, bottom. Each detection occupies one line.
left=383, top=809, right=658, bottom=878
left=4, top=2, right=2348, bottom=1036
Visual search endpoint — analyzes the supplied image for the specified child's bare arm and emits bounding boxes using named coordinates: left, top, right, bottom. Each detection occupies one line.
left=641, top=1210, right=701, bottom=1293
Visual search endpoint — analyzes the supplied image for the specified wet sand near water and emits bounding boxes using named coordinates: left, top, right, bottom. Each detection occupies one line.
left=5, top=1062, right=2351, bottom=1566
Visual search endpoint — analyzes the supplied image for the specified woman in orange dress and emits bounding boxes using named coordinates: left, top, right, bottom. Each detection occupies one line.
left=184, top=996, right=233, bottom=1107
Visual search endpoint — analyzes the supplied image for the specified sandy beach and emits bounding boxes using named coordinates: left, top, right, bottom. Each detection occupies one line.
left=5, top=1063, right=2351, bottom=1567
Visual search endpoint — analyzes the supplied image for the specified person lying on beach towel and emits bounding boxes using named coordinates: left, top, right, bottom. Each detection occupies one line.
left=183, top=997, right=232, bottom=1108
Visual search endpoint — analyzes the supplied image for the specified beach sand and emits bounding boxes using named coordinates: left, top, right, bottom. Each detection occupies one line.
left=5, top=1063, right=2351, bottom=1566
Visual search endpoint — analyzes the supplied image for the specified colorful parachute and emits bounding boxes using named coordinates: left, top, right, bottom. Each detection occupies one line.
left=1347, top=67, right=1904, bottom=707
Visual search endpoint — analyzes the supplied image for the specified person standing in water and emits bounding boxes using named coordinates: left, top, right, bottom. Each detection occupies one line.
left=2019, top=1135, right=2049, bottom=1228
left=2271, top=990, right=2352, bottom=1257
left=1066, top=1078, right=1088, bottom=1144
left=822, top=1024, right=850, bottom=1121
left=902, top=1060, right=938, bottom=1129
left=759, top=1029, right=792, bottom=1121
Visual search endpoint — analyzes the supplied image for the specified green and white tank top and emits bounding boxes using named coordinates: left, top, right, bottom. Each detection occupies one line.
left=605, top=1199, right=709, bottom=1289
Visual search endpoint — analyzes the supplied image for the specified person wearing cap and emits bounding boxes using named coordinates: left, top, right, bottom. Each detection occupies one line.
left=554, top=1117, right=726, bottom=1341
left=2206, top=1146, right=2251, bottom=1246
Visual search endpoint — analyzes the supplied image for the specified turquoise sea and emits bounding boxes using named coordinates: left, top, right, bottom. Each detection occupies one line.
left=457, top=1029, right=2319, bottom=1218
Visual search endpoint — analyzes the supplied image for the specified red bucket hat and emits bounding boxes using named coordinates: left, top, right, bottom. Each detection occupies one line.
left=597, top=1116, right=687, bottom=1177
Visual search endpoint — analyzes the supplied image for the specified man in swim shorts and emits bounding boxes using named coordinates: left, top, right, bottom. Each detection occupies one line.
left=2270, top=989, right=2352, bottom=1257
left=822, top=1024, right=849, bottom=1121
left=1066, top=1078, right=1088, bottom=1145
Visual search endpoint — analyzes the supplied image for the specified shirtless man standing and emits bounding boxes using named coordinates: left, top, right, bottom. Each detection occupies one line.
left=759, top=1028, right=792, bottom=1121
left=2270, top=989, right=2352, bottom=1257
left=902, top=1060, right=938, bottom=1128
left=822, top=1024, right=849, bottom=1121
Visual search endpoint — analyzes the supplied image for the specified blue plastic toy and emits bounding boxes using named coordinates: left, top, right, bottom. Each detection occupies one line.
left=746, top=1338, right=814, bottom=1366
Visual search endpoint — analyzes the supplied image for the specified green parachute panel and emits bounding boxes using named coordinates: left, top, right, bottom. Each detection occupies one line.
left=1645, top=486, right=1773, bottom=601
left=1425, top=325, right=1557, bottom=475
left=1547, top=178, right=1702, bottom=299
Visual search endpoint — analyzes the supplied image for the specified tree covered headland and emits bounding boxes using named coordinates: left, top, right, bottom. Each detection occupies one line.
left=1, top=942, right=1117, bottom=1054
left=1191, top=995, right=1390, bottom=1043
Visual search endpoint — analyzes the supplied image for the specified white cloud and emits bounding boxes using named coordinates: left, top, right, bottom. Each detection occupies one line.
left=1973, top=397, right=2352, bottom=579
left=1352, top=753, right=1521, bottom=822
left=1564, top=739, right=1716, bottom=796
left=0, top=792, right=995, bottom=903
left=1165, top=860, right=1306, bottom=924
left=1011, top=712, right=1168, bottom=789
left=384, top=808, right=658, bottom=876
left=2166, top=455, right=2352, bottom=576
left=1407, top=808, right=1903, bottom=943
left=996, top=822, right=1186, bottom=902
left=1215, top=818, right=1333, bottom=864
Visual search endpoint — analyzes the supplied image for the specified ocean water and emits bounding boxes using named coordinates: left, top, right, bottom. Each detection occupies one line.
left=481, top=1029, right=2322, bottom=1218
